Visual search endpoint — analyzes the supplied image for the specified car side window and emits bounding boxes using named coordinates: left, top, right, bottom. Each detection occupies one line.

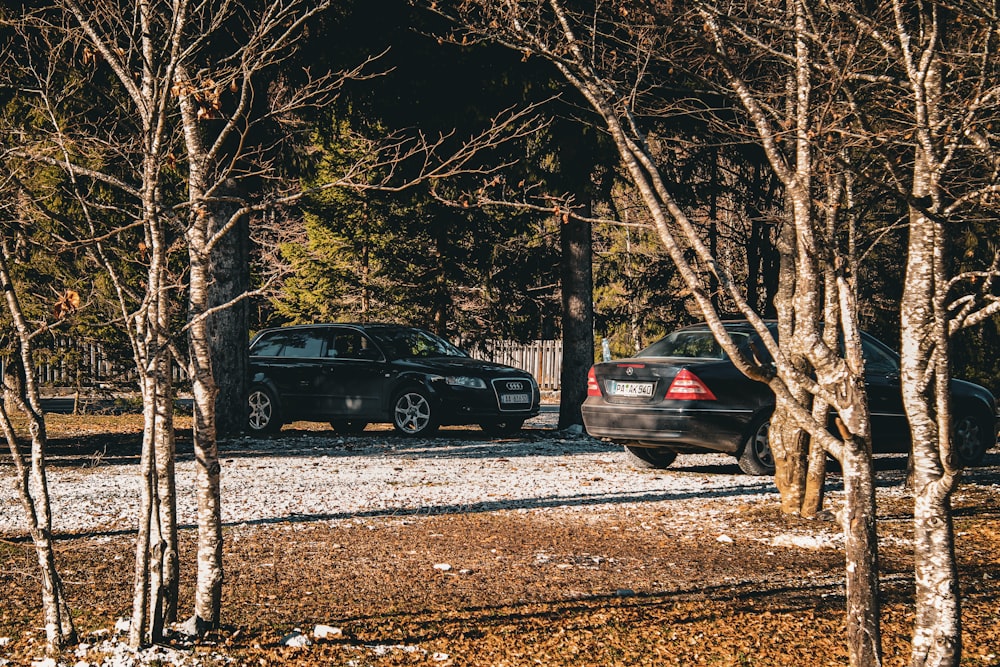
left=251, top=334, right=283, bottom=357
left=271, top=331, right=325, bottom=358
left=862, top=338, right=898, bottom=375
left=326, top=331, right=383, bottom=361
left=330, top=332, right=359, bottom=359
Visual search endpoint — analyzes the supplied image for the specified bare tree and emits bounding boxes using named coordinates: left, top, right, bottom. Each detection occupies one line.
left=0, top=229, right=77, bottom=654
left=821, top=1, right=1000, bottom=664
left=421, top=1, right=884, bottom=664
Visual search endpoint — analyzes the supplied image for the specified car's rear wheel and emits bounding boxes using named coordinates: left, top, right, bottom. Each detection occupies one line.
left=247, top=386, right=281, bottom=434
left=952, top=411, right=992, bottom=467
left=623, top=445, right=678, bottom=469
left=392, top=389, right=438, bottom=436
left=330, top=419, right=368, bottom=434
left=479, top=419, right=525, bottom=436
left=738, top=415, right=775, bottom=476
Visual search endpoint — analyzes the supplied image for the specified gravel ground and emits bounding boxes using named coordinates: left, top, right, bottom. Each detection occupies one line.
left=2, top=412, right=789, bottom=536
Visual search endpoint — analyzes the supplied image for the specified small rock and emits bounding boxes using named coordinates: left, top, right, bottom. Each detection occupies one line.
left=717, top=534, right=734, bottom=543
left=432, top=652, right=451, bottom=662
left=433, top=563, right=452, bottom=572
left=280, top=630, right=312, bottom=648
left=616, top=588, right=636, bottom=597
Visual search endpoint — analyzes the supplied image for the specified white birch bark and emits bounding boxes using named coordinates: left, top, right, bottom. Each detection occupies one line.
left=57, top=0, right=185, bottom=646
left=0, top=238, right=77, bottom=653
left=891, top=3, right=964, bottom=663
left=175, top=66, right=224, bottom=630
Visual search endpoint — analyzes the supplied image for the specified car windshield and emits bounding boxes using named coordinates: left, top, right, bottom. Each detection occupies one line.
left=637, top=329, right=747, bottom=360
left=368, top=328, right=467, bottom=360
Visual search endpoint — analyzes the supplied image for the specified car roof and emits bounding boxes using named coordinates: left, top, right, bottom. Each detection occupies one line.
left=674, top=319, right=776, bottom=333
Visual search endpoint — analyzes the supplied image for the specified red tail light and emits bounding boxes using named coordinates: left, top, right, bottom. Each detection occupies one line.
left=665, top=369, right=717, bottom=401
left=587, top=366, right=601, bottom=397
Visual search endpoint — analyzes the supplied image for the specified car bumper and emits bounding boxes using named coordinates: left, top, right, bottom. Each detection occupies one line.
left=581, top=400, right=749, bottom=454
left=430, top=384, right=540, bottom=424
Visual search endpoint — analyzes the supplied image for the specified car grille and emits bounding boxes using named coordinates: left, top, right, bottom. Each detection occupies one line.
left=492, top=378, right=534, bottom=412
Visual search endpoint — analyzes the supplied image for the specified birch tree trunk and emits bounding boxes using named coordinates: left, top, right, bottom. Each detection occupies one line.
left=893, top=4, right=964, bottom=662
left=900, top=166, right=962, bottom=667
left=0, top=238, right=76, bottom=654
left=177, top=70, right=224, bottom=632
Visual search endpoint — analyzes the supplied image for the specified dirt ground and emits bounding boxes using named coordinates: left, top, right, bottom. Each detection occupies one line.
left=2, top=417, right=1000, bottom=666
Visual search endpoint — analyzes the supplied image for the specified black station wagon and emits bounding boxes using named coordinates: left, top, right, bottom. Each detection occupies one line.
left=247, top=323, right=541, bottom=436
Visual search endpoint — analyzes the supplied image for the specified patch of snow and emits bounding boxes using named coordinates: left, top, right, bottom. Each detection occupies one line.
left=770, top=532, right=842, bottom=550
left=313, top=624, right=342, bottom=640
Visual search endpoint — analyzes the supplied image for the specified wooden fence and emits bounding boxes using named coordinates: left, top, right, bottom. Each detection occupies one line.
left=471, top=339, right=563, bottom=391
left=4, top=339, right=187, bottom=391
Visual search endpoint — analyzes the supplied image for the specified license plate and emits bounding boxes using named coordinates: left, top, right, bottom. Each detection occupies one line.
left=609, top=380, right=654, bottom=397
left=500, top=393, right=531, bottom=404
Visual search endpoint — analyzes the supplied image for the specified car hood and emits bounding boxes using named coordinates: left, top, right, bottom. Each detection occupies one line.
left=391, top=356, right=532, bottom=378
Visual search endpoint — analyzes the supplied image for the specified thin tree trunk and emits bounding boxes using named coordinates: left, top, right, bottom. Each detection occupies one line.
left=841, top=438, right=882, bottom=665
left=901, top=201, right=962, bottom=666
left=0, top=240, right=76, bottom=653
left=177, top=73, right=225, bottom=630
left=155, top=382, right=178, bottom=625
left=188, top=240, right=224, bottom=631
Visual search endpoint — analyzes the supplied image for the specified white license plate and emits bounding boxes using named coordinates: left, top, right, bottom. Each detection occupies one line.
left=501, top=393, right=531, bottom=404
left=609, top=380, right=654, bottom=397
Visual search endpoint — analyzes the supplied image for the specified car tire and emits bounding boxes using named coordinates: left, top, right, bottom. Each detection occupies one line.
left=952, top=411, right=992, bottom=467
left=392, top=389, right=438, bottom=436
left=479, top=419, right=525, bottom=436
left=247, top=385, right=282, bottom=434
left=623, top=445, right=678, bottom=469
left=738, top=415, right=775, bottom=476
left=330, top=419, right=368, bottom=434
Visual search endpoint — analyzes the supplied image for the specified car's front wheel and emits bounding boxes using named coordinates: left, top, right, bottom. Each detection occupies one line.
left=247, top=386, right=281, bottom=434
left=623, top=445, right=678, bottom=469
left=952, top=411, right=992, bottom=467
left=392, top=389, right=438, bottom=436
left=738, top=415, right=775, bottom=476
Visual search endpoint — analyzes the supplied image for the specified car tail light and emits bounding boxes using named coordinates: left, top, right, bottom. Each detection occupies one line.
left=665, top=369, right=717, bottom=401
left=587, top=367, right=601, bottom=397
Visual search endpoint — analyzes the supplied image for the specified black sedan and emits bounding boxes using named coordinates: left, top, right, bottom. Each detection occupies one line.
left=582, top=321, right=998, bottom=475
left=247, top=323, right=540, bottom=436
